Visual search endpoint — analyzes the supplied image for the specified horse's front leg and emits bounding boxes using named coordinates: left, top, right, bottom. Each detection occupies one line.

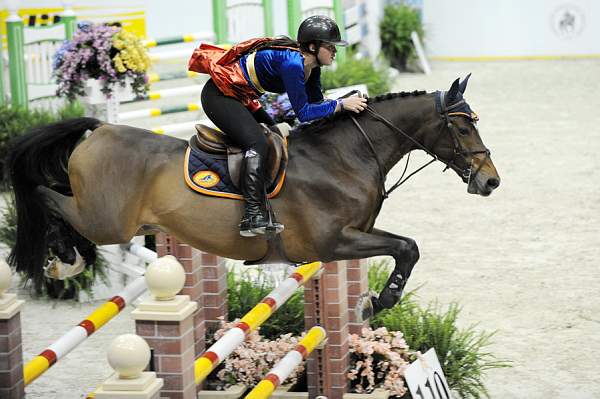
left=328, top=227, right=419, bottom=321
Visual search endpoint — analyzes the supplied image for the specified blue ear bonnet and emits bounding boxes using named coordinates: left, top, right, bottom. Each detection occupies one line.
left=435, top=91, right=474, bottom=116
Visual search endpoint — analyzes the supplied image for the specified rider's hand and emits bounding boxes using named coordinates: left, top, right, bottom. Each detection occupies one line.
left=339, top=96, right=367, bottom=113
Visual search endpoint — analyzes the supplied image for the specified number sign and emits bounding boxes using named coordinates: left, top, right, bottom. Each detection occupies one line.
left=405, top=348, right=452, bottom=399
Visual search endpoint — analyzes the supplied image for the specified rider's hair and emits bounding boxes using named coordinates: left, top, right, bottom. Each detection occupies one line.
left=254, top=36, right=315, bottom=52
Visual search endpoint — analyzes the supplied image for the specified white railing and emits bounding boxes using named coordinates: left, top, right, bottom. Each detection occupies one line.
left=23, top=23, right=66, bottom=109
left=227, top=0, right=266, bottom=42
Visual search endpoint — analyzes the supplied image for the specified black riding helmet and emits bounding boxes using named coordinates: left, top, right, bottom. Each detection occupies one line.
left=297, top=15, right=348, bottom=47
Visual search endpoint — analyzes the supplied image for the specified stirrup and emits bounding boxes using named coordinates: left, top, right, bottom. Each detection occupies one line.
left=239, top=215, right=268, bottom=237
left=251, top=221, right=284, bottom=235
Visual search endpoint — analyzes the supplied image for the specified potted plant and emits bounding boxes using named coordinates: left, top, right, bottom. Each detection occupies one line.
left=379, top=4, right=425, bottom=71
left=53, top=21, right=150, bottom=103
left=344, top=327, right=413, bottom=398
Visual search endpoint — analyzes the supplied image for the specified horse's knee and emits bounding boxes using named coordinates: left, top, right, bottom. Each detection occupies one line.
left=405, top=239, right=419, bottom=264
left=393, top=239, right=419, bottom=265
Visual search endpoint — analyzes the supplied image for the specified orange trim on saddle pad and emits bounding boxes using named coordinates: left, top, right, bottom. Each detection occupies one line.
left=183, top=148, right=286, bottom=200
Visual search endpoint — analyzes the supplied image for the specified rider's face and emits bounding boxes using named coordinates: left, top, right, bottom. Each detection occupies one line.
left=317, top=43, right=336, bottom=65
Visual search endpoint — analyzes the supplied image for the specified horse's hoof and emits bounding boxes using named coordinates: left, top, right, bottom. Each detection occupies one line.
left=44, top=247, right=85, bottom=280
left=355, top=291, right=378, bottom=323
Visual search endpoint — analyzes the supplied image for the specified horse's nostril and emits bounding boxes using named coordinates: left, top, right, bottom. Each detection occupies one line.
left=486, top=177, right=500, bottom=189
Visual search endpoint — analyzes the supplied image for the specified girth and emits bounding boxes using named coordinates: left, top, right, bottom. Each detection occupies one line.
left=190, top=123, right=289, bottom=189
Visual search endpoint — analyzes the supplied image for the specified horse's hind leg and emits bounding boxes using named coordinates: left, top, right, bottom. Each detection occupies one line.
left=38, top=186, right=87, bottom=235
left=38, top=184, right=140, bottom=244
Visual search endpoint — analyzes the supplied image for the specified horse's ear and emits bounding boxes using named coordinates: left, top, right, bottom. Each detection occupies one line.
left=459, top=73, right=472, bottom=94
left=447, top=78, right=460, bottom=101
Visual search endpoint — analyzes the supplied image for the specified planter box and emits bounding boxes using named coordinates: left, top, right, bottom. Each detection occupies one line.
left=271, top=385, right=390, bottom=398
left=197, top=384, right=247, bottom=399
left=343, top=388, right=391, bottom=399
left=272, top=383, right=308, bottom=399
left=84, top=78, right=135, bottom=104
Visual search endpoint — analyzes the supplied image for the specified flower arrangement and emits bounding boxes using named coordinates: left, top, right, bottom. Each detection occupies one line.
left=53, top=22, right=150, bottom=100
left=347, top=327, right=413, bottom=397
left=208, top=318, right=304, bottom=389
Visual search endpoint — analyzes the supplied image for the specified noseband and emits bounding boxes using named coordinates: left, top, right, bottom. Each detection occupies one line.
left=345, top=90, right=490, bottom=201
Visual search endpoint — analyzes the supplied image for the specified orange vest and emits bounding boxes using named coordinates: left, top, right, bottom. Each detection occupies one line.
left=188, top=37, right=274, bottom=112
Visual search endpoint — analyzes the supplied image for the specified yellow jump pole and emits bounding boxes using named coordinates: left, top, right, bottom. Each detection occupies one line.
left=194, top=261, right=322, bottom=385
left=245, top=326, right=327, bottom=399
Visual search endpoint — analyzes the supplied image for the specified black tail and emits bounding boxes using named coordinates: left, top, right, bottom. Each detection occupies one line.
left=6, top=117, right=102, bottom=284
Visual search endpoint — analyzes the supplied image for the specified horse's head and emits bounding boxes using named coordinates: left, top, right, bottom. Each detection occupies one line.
left=431, top=75, right=500, bottom=196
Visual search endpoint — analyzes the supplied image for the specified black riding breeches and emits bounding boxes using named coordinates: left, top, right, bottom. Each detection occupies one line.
left=201, top=79, right=274, bottom=158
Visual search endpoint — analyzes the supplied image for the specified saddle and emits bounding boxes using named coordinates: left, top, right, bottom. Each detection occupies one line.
left=189, top=123, right=290, bottom=189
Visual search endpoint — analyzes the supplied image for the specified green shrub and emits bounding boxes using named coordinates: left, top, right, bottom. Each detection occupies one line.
left=369, top=260, right=511, bottom=398
left=380, top=4, right=424, bottom=71
left=322, top=53, right=390, bottom=96
left=0, top=102, right=84, bottom=186
left=226, top=266, right=305, bottom=340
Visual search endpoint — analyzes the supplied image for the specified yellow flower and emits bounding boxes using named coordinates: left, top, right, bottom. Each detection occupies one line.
left=111, top=30, right=150, bottom=74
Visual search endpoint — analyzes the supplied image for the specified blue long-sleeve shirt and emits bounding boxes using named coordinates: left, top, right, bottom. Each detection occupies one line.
left=239, top=49, right=337, bottom=122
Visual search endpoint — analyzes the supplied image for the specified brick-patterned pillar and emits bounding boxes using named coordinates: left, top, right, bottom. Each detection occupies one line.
left=0, top=292, right=25, bottom=399
left=346, top=259, right=370, bottom=335
left=155, top=234, right=207, bottom=358
left=304, top=261, right=350, bottom=398
left=133, top=291, right=198, bottom=398
left=199, top=253, right=228, bottom=331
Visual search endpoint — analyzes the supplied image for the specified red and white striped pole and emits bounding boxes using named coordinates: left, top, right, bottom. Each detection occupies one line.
left=194, top=261, right=323, bottom=385
left=245, top=326, right=327, bottom=399
left=23, top=276, right=147, bottom=385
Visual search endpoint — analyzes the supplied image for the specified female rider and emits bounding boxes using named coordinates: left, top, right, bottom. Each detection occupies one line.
left=189, top=15, right=367, bottom=237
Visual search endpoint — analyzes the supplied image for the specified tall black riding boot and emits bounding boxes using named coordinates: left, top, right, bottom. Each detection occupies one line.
left=239, top=150, right=269, bottom=237
left=239, top=149, right=284, bottom=237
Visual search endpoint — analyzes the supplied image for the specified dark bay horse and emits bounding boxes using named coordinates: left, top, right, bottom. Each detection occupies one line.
left=7, top=76, right=499, bottom=319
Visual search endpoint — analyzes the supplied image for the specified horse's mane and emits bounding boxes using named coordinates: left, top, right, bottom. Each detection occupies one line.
left=290, top=90, right=428, bottom=136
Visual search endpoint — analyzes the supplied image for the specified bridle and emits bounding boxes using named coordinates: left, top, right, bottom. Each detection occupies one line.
left=344, top=90, right=491, bottom=200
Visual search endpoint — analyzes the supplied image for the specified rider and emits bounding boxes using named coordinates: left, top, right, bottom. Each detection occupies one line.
left=189, top=15, right=367, bottom=237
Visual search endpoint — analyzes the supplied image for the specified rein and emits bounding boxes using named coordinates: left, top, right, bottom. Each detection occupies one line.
left=343, top=90, right=490, bottom=200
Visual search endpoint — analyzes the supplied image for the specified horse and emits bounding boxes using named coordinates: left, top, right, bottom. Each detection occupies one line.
left=7, top=75, right=500, bottom=320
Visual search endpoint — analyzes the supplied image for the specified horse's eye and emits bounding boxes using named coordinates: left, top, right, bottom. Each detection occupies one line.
left=459, top=128, right=470, bottom=136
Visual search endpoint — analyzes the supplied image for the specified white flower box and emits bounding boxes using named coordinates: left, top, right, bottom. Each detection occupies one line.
left=343, top=388, right=391, bottom=398
left=197, top=384, right=247, bottom=399
left=84, top=78, right=135, bottom=105
left=271, top=383, right=308, bottom=398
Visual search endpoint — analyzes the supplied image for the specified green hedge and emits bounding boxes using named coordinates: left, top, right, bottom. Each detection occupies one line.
left=322, top=54, right=391, bottom=96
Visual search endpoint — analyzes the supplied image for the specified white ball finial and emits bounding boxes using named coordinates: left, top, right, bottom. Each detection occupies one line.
left=145, top=255, right=185, bottom=300
left=107, top=334, right=151, bottom=379
left=0, top=260, right=12, bottom=296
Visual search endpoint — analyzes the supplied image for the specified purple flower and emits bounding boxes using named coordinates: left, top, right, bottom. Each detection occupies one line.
left=53, top=22, right=148, bottom=101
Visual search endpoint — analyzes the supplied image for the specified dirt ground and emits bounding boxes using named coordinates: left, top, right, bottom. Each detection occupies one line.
left=13, top=59, right=600, bottom=398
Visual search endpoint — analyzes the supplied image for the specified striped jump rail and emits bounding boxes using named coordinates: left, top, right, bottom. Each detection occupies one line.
left=245, top=326, right=327, bottom=399
left=151, top=119, right=212, bottom=136
left=23, top=276, right=148, bottom=385
left=124, top=85, right=203, bottom=103
left=145, top=71, right=200, bottom=84
left=143, top=31, right=214, bottom=48
left=194, top=261, right=323, bottom=385
left=118, top=102, right=202, bottom=122
left=148, top=44, right=232, bottom=63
